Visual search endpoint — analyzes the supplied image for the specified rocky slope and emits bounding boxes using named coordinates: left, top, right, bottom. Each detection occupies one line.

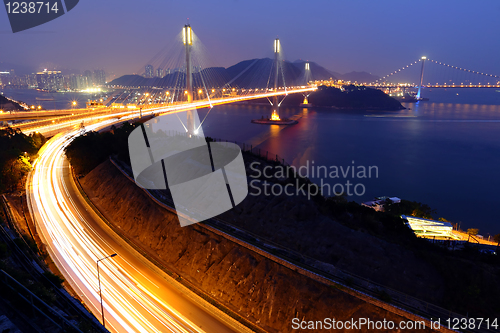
left=81, top=160, right=434, bottom=332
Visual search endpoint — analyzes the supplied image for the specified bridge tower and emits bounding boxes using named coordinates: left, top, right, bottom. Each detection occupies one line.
left=271, top=38, right=281, bottom=121
left=183, top=24, right=195, bottom=134
left=303, top=62, right=311, bottom=105
left=416, top=56, right=426, bottom=100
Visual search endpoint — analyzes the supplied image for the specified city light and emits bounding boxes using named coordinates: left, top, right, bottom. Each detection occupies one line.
left=271, top=110, right=280, bottom=121
left=81, top=87, right=101, bottom=93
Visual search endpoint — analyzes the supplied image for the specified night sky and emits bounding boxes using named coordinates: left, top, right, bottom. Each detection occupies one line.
left=1, top=0, right=499, bottom=79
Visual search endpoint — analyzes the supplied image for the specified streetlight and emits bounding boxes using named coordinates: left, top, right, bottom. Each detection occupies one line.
left=97, top=253, right=117, bottom=329
left=72, top=101, right=77, bottom=109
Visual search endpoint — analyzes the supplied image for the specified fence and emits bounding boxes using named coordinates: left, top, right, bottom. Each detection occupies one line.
left=0, top=270, right=84, bottom=333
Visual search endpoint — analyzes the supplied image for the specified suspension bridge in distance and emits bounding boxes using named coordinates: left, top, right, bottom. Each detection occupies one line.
left=3, top=24, right=500, bottom=130
left=364, top=56, right=500, bottom=100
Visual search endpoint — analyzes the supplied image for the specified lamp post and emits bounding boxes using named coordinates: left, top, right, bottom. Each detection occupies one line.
left=97, top=253, right=117, bottom=329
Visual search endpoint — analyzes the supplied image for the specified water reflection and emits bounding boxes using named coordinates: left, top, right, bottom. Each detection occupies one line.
left=202, top=97, right=500, bottom=235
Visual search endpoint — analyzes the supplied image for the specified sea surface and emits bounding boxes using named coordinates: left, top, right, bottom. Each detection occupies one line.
left=3, top=87, right=500, bottom=235
left=198, top=88, right=500, bottom=236
left=0, top=89, right=102, bottom=110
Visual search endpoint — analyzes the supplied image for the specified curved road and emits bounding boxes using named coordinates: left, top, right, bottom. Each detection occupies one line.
left=26, top=121, right=241, bottom=333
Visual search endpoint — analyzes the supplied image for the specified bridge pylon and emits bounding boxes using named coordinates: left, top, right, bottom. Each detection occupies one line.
left=271, top=38, right=281, bottom=121
left=416, top=56, right=426, bottom=100
left=183, top=24, right=195, bottom=135
left=302, top=62, right=312, bottom=105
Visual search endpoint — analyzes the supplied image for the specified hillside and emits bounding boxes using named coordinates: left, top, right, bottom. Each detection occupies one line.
left=66, top=126, right=500, bottom=325
left=80, top=160, right=436, bottom=333
left=340, top=71, right=379, bottom=83
left=0, top=94, right=24, bottom=111
left=250, top=85, right=405, bottom=110
left=65, top=124, right=500, bottom=323
left=108, top=58, right=334, bottom=88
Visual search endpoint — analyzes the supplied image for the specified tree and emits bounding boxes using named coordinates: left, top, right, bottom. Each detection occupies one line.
left=0, top=128, right=46, bottom=192
left=493, top=234, right=500, bottom=244
left=467, top=228, right=479, bottom=236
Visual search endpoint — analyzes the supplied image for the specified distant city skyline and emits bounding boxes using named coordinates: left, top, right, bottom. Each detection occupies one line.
left=1, top=0, right=499, bottom=79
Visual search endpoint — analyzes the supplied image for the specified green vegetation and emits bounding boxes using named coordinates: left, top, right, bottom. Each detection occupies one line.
left=494, top=234, right=500, bottom=244
left=42, top=271, right=64, bottom=288
left=309, top=85, right=405, bottom=110
left=384, top=199, right=436, bottom=219
left=65, top=122, right=140, bottom=176
left=467, top=228, right=479, bottom=236
left=320, top=196, right=417, bottom=243
left=0, top=128, right=46, bottom=193
left=13, top=235, right=38, bottom=254
left=253, top=84, right=404, bottom=110
left=0, top=241, right=10, bottom=259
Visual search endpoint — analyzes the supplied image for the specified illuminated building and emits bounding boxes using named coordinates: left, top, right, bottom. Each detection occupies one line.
left=145, top=65, right=154, bottom=78
left=402, top=215, right=458, bottom=240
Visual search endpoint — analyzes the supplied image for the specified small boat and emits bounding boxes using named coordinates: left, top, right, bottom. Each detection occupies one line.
left=36, top=97, right=55, bottom=101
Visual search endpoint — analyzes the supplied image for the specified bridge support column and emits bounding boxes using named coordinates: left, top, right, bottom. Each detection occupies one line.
left=271, top=38, right=281, bottom=121
left=183, top=24, right=195, bottom=135
left=417, top=56, right=426, bottom=100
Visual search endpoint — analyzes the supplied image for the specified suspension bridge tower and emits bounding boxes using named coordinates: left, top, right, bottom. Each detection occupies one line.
left=416, top=56, right=426, bottom=100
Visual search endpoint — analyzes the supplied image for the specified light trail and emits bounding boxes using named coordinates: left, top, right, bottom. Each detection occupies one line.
left=13, top=87, right=316, bottom=136
left=23, top=87, right=316, bottom=332
left=27, top=118, right=240, bottom=333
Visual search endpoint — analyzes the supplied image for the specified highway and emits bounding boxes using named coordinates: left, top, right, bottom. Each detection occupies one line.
left=22, top=87, right=316, bottom=332
left=5, top=86, right=316, bottom=137
left=26, top=120, right=242, bottom=333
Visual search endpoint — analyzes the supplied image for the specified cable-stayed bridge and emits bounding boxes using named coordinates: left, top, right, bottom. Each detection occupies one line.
left=2, top=24, right=317, bottom=135
left=11, top=24, right=500, bottom=333
left=16, top=24, right=319, bottom=333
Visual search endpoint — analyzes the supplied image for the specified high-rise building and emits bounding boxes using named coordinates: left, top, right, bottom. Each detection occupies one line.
left=70, top=74, right=79, bottom=90
left=156, top=68, right=164, bottom=78
left=145, top=65, right=154, bottom=78
left=93, top=69, right=106, bottom=86
left=84, top=70, right=93, bottom=87
left=35, top=70, right=64, bottom=91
